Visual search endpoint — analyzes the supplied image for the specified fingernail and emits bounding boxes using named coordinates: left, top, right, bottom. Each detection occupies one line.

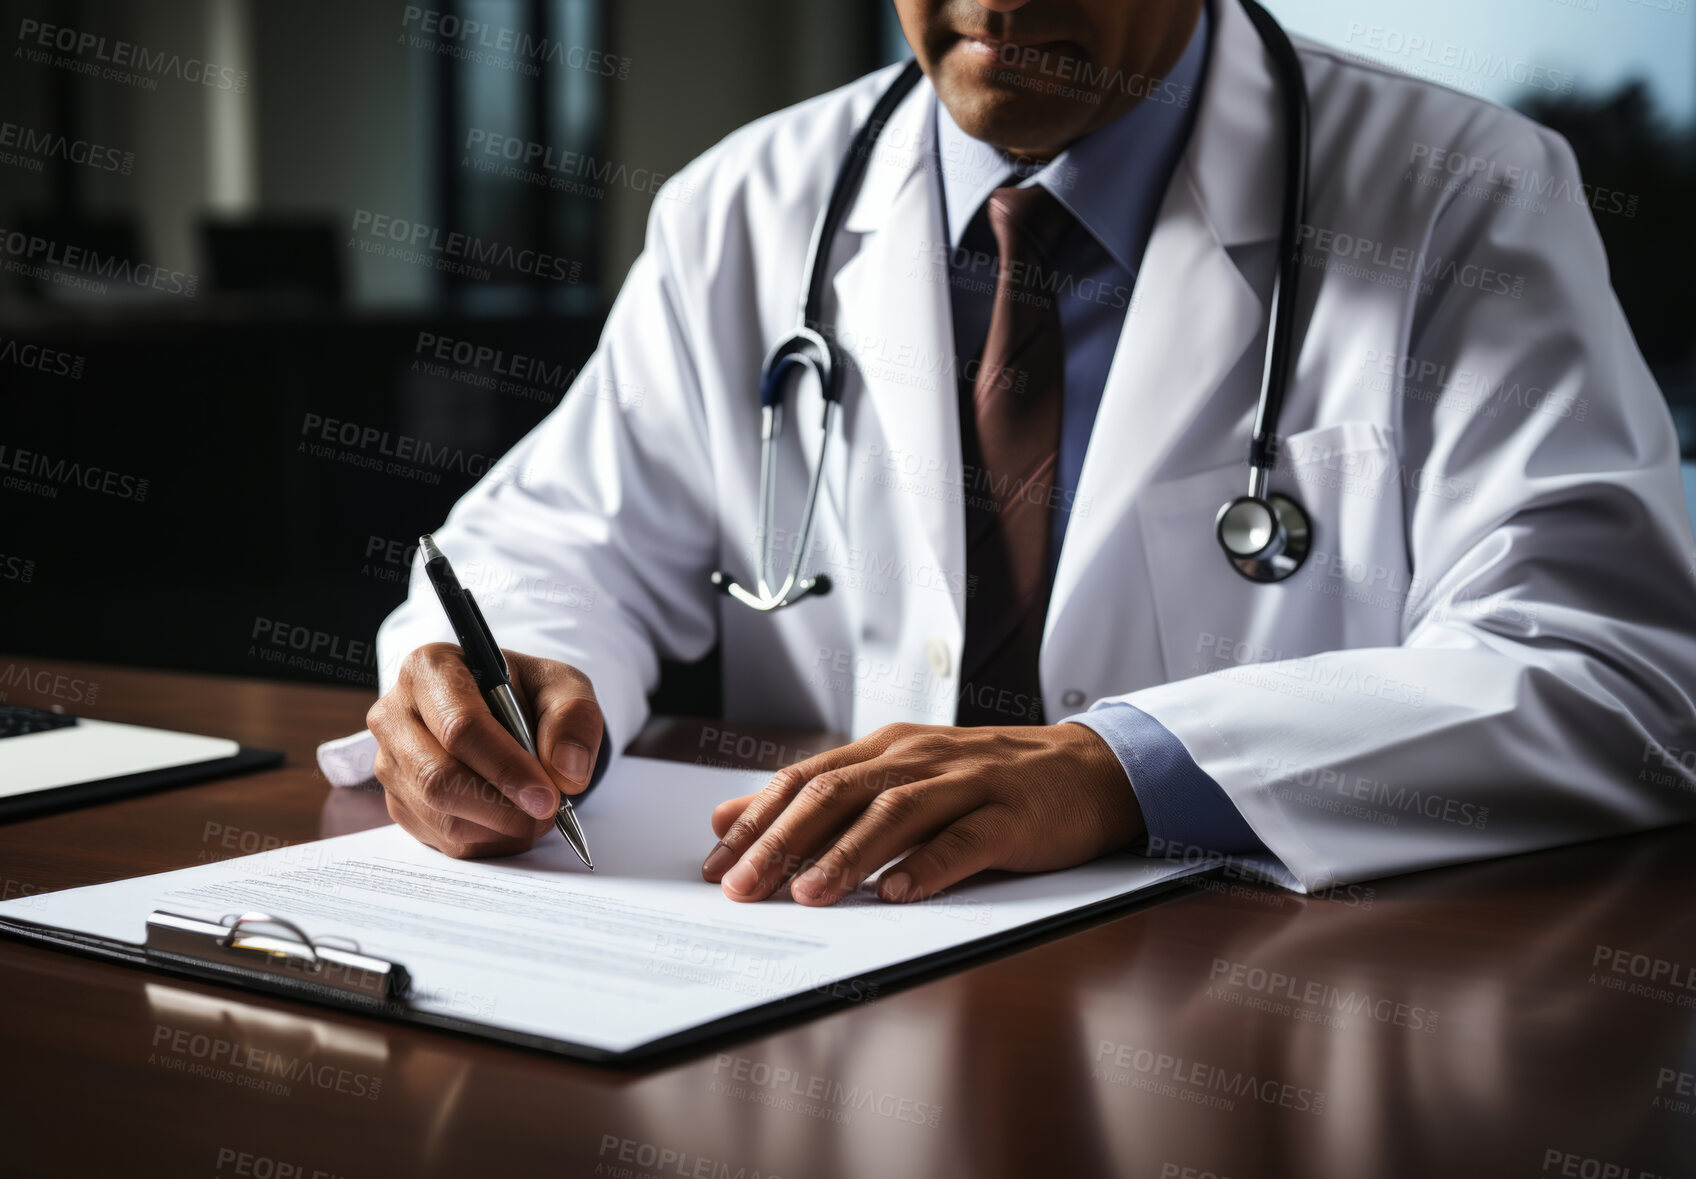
left=517, top=786, right=556, bottom=819
left=792, top=867, right=825, bottom=899
left=879, top=872, right=911, bottom=903
left=552, top=741, right=592, bottom=784
left=722, top=859, right=760, bottom=896
left=701, top=841, right=737, bottom=879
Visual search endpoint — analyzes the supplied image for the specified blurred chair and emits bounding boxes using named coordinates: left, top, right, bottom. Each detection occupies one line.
left=200, top=216, right=344, bottom=305
left=7, top=215, right=145, bottom=300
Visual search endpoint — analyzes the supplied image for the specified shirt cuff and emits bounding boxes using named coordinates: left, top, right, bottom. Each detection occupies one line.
left=1064, top=700, right=1263, bottom=857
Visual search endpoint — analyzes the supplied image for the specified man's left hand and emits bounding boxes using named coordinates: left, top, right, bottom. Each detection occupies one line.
left=700, top=722, right=1143, bottom=906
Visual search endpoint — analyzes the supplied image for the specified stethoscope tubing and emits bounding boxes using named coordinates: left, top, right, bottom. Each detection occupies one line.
left=715, top=0, right=1315, bottom=608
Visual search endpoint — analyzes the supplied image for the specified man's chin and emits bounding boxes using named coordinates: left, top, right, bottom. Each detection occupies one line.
left=935, top=80, right=1094, bottom=160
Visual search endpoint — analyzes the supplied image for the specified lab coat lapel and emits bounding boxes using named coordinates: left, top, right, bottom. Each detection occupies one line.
left=830, top=83, right=966, bottom=629
left=1045, top=0, right=1285, bottom=650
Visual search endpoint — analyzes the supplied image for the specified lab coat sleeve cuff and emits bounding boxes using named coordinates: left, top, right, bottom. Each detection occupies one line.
left=1064, top=701, right=1265, bottom=858
left=315, top=728, right=381, bottom=788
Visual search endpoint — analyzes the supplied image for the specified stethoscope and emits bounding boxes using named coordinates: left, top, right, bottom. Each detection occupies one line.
left=711, top=0, right=1312, bottom=612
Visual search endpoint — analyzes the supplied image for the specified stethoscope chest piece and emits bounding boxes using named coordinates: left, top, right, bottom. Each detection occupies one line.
left=1216, top=492, right=1312, bottom=583
left=714, top=0, right=1316, bottom=608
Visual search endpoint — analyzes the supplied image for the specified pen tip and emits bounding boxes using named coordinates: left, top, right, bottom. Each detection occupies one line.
left=555, top=808, right=594, bottom=871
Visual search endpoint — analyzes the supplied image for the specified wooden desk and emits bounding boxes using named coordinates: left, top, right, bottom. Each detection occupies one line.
left=1, top=658, right=1692, bottom=1179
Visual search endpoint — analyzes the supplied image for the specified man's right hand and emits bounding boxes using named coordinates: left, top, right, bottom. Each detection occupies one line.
left=366, top=643, right=603, bottom=858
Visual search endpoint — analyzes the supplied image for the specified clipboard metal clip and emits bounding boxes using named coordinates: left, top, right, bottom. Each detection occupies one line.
left=145, top=910, right=411, bottom=1003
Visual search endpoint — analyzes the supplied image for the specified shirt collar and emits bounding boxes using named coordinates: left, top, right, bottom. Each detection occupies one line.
left=934, top=3, right=1209, bottom=275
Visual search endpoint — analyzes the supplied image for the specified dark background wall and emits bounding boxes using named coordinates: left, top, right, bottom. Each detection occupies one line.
left=0, top=0, right=883, bottom=713
left=0, top=0, right=1690, bottom=713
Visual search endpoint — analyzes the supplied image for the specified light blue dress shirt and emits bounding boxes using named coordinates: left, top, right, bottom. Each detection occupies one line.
left=934, top=6, right=1261, bottom=856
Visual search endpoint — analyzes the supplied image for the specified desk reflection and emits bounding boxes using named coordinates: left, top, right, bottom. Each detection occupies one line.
left=25, top=786, right=1659, bottom=1177
left=595, top=831, right=1696, bottom=1178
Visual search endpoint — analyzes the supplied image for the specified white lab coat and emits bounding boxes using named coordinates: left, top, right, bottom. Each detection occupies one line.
left=327, top=0, right=1696, bottom=892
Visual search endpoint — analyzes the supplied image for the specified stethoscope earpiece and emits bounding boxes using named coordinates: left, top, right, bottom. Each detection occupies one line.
left=1216, top=492, right=1312, bottom=583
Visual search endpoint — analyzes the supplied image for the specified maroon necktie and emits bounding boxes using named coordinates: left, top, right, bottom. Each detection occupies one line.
left=956, top=185, right=1074, bottom=727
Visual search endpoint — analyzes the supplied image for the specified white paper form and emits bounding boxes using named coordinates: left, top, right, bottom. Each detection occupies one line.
left=0, top=756, right=1208, bottom=1055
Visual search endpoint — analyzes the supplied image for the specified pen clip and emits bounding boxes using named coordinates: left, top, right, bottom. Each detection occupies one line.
left=462, top=590, right=510, bottom=683
left=420, top=533, right=510, bottom=687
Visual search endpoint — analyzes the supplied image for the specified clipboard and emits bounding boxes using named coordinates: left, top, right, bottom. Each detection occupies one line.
left=0, top=871, right=1208, bottom=1063
left=0, top=757, right=1223, bottom=1062
left=145, top=911, right=409, bottom=1003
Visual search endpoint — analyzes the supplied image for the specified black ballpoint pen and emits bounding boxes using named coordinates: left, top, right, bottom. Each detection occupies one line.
left=417, top=533, right=595, bottom=870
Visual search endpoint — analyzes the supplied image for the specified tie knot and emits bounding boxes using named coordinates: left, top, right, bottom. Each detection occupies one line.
left=984, top=184, right=1072, bottom=264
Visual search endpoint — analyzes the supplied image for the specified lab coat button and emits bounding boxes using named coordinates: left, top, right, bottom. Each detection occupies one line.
left=1061, top=689, right=1086, bottom=708
left=924, top=636, right=952, bottom=677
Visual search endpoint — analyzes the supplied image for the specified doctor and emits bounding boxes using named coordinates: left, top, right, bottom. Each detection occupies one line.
left=336, top=0, right=1696, bottom=904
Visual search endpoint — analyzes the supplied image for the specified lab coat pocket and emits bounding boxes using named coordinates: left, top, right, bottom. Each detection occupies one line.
left=1137, top=420, right=1408, bottom=684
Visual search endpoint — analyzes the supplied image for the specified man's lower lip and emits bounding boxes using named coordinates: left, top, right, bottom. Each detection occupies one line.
left=956, top=36, right=1069, bottom=66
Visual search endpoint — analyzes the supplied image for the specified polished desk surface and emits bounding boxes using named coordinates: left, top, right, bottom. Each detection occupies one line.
left=1, top=658, right=1693, bottom=1179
